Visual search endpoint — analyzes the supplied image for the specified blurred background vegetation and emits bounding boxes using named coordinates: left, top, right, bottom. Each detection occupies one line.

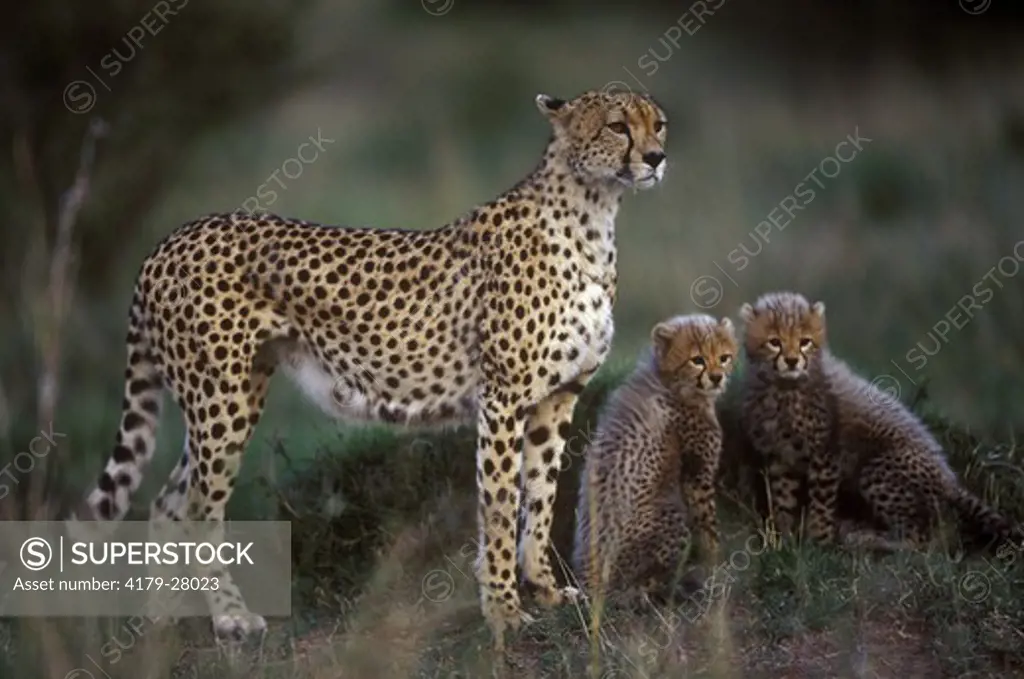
left=2, top=0, right=1024, bottom=675
left=3, top=0, right=1023, bottom=463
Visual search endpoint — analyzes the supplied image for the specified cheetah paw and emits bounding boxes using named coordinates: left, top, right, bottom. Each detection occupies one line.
left=212, top=612, right=267, bottom=642
left=525, top=577, right=581, bottom=608
left=540, top=584, right=580, bottom=607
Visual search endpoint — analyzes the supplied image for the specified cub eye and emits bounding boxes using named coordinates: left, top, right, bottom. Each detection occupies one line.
left=767, top=338, right=782, bottom=349
left=607, top=122, right=630, bottom=135
left=799, top=338, right=813, bottom=349
left=690, top=356, right=706, bottom=367
left=654, top=120, right=665, bottom=133
left=719, top=354, right=732, bottom=365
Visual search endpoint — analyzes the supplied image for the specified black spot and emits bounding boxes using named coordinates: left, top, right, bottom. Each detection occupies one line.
left=528, top=426, right=551, bottom=446
left=123, top=412, right=145, bottom=431
left=112, top=445, right=134, bottom=463
left=98, top=473, right=116, bottom=492
left=128, top=379, right=151, bottom=396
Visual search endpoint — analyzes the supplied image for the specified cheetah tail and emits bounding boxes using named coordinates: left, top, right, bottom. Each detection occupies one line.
left=948, top=485, right=1024, bottom=550
left=76, top=295, right=165, bottom=523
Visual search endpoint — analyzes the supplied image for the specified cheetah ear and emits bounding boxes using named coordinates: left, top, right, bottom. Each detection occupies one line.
left=739, top=303, right=756, bottom=324
left=536, top=94, right=570, bottom=122
left=719, top=317, right=734, bottom=334
left=650, top=321, right=676, bottom=359
left=811, top=301, right=826, bottom=317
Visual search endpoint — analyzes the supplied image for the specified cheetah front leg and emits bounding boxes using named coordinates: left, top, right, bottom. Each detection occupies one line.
left=475, top=391, right=534, bottom=649
left=519, top=383, right=588, bottom=607
left=806, top=445, right=841, bottom=544
left=681, top=445, right=721, bottom=563
left=766, top=459, right=802, bottom=539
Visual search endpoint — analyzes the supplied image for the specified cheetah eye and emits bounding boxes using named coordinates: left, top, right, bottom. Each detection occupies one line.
left=719, top=354, right=732, bottom=365
left=690, top=356, right=706, bottom=367
left=654, top=120, right=665, bottom=133
left=607, top=122, right=630, bottom=135
left=799, top=338, right=813, bottom=350
left=767, top=338, right=782, bottom=349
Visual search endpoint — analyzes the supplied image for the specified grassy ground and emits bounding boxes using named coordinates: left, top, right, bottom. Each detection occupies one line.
left=3, top=367, right=1023, bottom=677
left=3, top=5, right=1024, bottom=677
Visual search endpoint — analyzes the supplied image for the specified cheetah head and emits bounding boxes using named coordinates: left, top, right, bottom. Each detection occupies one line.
left=651, top=314, right=737, bottom=398
left=535, top=89, right=668, bottom=190
left=739, top=291, right=827, bottom=382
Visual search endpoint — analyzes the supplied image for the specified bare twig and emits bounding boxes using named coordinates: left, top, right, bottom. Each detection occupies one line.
left=9, top=116, right=107, bottom=679
left=35, top=118, right=109, bottom=427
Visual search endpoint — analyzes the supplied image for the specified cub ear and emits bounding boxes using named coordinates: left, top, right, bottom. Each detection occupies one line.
left=536, top=94, right=570, bottom=122
left=811, top=301, right=826, bottom=317
left=739, top=303, right=756, bottom=324
left=719, top=316, right=734, bottom=334
left=650, top=321, right=676, bottom=359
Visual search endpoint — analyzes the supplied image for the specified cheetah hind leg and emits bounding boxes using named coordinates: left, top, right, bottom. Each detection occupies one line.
left=857, top=461, right=933, bottom=550
left=164, top=350, right=274, bottom=642
left=648, top=509, right=706, bottom=605
left=143, top=441, right=192, bottom=625
left=148, top=431, right=268, bottom=641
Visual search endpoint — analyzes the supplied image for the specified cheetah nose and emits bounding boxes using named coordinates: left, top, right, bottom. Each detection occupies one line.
left=642, top=151, right=665, bottom=168
left=784, top=356, right=799, bottom=369
left=709, top=373, right=723, bottom=386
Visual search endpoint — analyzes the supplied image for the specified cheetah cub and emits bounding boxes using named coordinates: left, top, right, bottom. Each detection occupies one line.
left=738, top=291, right=1023, bottom=550
left=573, top=314, right=737, bottom=601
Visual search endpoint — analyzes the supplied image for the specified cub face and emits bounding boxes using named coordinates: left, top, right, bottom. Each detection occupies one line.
left=536, top=89, right=668, bottom=190
left=739, top=291, right=827, bottom=382
left=651, top=314, right=737, bottom=398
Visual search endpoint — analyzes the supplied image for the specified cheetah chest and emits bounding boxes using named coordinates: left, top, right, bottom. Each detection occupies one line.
left=565, top=281, right=615, bottom=378
left=750, top=388, right=830, bottom=466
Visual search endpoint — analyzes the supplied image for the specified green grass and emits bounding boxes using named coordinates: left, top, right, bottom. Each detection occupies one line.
left=3, top=4, right=1024, bottom=677
left=3, top=364, right=1024, bottom=677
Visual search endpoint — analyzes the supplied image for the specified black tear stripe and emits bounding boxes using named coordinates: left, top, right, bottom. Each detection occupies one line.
left=621, top=132, right=633, bottom=172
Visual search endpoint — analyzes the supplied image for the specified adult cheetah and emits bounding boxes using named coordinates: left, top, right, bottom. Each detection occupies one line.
left=573, top=314, right=736, bottom=603
left=738, top=291, right=1023, bottom=550
left=75, top=89, right=669, bottom=646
